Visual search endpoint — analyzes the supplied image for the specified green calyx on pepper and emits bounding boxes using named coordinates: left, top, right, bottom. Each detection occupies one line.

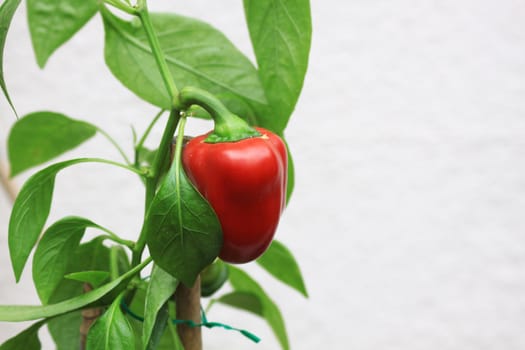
left=178, top=87, right=288, bottom=264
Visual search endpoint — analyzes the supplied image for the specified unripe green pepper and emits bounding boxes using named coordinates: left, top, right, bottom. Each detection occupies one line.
left=200, top=260, right=229, bottom=297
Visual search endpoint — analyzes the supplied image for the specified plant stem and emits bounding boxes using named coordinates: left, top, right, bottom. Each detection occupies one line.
left=134, top=109, right=166, bottom=163
left=109, top=247, right=121, bottom=280
left=132, top=0, right=186, bottom=266
left=103, top=0, right=137, bottom=15
left=132, top=109, right=181, bottom=266
left=136, top=2, right=179, bottom=102
left=95, top=126, right=133, bottom=165
left=102, top=234, right=135, bottom=250
left=81, top=158, right=150, bottom=177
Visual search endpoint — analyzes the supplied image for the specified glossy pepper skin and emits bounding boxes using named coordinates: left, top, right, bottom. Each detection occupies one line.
left=182, top=127, right=287, bottom=264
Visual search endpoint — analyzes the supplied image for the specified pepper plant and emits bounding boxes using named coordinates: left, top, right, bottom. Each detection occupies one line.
left=0, top=0, right=311, bottom=349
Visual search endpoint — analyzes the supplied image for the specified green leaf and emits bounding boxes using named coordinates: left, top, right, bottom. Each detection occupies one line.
left=86, top=295, right=136, bottom=350
left=157, top=320, right=184, bottom=350
left=27, top=0, right=98, bottom=68
left=228, top=267, right=289, bottom=350
left=145, top=303, right=169, bottom=350
left=65, top=271, right=110, bottom=288
left=51, top=238, right=113, bottom=305
left=32, top=217, right=101, bottom=304
left=127, top=305, right=184, bottom=350
left=143, top=265, right=179, bottom=349
left=215, top=291, right=263, bottom=316
left=243, top=0, right=312, bottom=133
left=8, top=158, right=95, bottom=282
left=102, top=11, right=266, bottom=115
left=0, top=258, right=150, bottom=322
left=256, top=240, right=308, bottom=297
left=47, top=238, right=113, bottom=350
left=0, top=320, right=45, bottom=350
left=285, top=142, right=295, bottom=202
left=47, top=311, right=81, bottom=350
left=145, top=158, right=222, bottom=286
left=8, top=111, right=96, bottom=176
left=136, top=146, right=157, bottom=167
left=0, top=0, right=21, bottom=116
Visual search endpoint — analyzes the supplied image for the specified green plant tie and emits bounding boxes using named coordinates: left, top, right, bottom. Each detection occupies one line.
left=121, top=301, right=260, bottom=343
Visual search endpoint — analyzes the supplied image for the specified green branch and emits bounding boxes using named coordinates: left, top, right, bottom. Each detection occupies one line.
left=132, top=109, right=181, bottom=266
left=136, top=1, right=179, bottom=102
left=95, top=126, right=133, bottom=165
left=103, top=0, right=137, bottom=15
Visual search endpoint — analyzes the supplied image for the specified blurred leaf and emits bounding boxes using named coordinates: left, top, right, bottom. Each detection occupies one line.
left=228, top=267, right=289, bottom=350
left=243, top=0, right=312, bottom=133
left=8, top=111, right=96, bottom=176
left=200, top=260, right=229, bottom=297
left=0, top=0, right=21, bottom=116
left=215, top=291, right=263, bottom=316
left=27, top=0, right=98, bottom=67
left=0, top=320, right=45, bottom=350
left=136, top=146, right=157, bottom=167
left=257, top=240, right=308, bottom=297
left=47, top=311, right=81, bottom=350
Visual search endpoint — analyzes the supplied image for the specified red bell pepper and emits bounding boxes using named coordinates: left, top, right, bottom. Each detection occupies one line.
left=182, top=126, right=287, bottom=263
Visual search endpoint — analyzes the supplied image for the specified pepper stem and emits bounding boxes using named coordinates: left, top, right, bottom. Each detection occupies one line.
left=178, top=87, right=261, bottom=143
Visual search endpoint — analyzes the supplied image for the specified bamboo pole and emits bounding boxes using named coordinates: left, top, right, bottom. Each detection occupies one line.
left=79, top=284, right=103, bottom=350
left=174, top=276, right=203, bottom=350
left=0, top=160, right=17, bottom=202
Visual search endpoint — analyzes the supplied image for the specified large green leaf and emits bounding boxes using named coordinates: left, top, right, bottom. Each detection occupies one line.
left=0, top=320, right=45, bottom=350
left=228, top=267, right=289, bottom=350
left=86, top=295, right=136, bottom=350
left=9, top=159, right=82, bottom=281
left=8, top=111, right=96, bottom=176
left=8, top=158, right=100, bottom=281
left=145, top=158, right=222, bottom=286
left=143, top=265, right=179, bottom=349
left=243, top=0, right=312, bottom=133
left=27, top=0, right=98, bottom=68
left=8, top=157, right=135, bottom=282
left=102, top=11, right=266, bottom=116
left=0, top=0, right=21, bottom=115
left=32, top=217, right=101, bottom=304
left=256, top=240, right=308, bottom=297
left=0, top=258, right=150, bottom=322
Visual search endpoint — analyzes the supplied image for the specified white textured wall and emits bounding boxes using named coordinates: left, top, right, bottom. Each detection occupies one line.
left=1, top=0, right=525, bottom=349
